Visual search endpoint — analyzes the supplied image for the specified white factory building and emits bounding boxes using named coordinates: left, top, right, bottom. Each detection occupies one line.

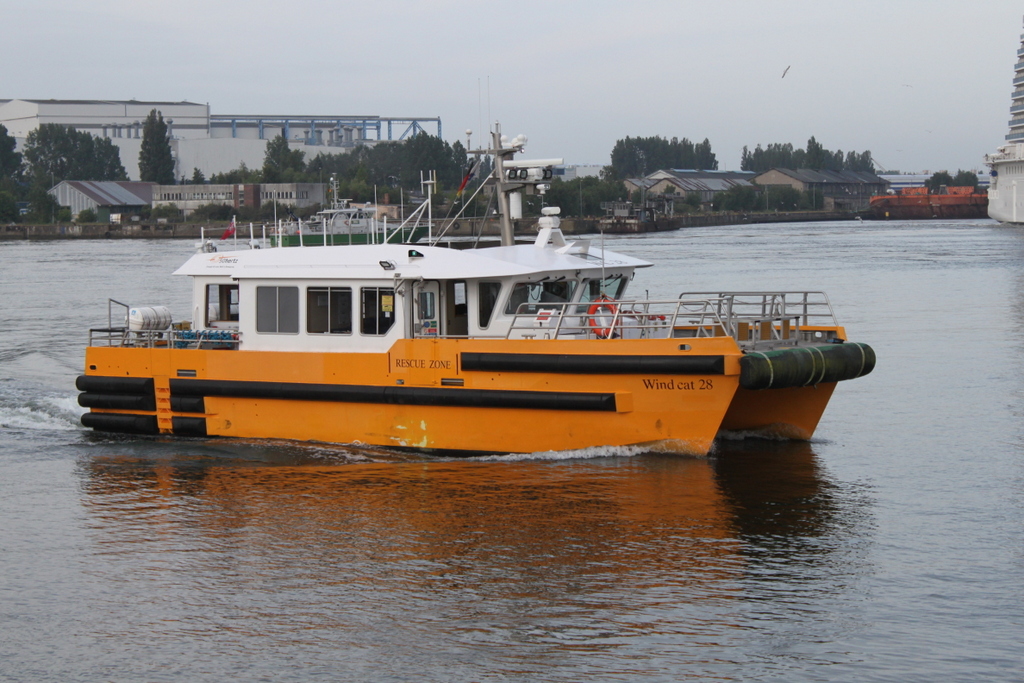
left=0, top=99, right=441, bottom=182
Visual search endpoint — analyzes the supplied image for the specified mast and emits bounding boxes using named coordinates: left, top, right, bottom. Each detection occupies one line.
left=492, top=124, right=518, bottom=246
left=476, top=122, right=562, bottom=247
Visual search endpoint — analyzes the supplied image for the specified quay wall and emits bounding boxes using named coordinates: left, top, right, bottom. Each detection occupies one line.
left=1, top=223, right=207, bottom=240
left=1, top=211, right=861, bottom=241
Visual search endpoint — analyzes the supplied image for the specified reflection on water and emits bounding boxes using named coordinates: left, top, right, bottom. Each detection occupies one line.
left=71, top=439, right=870, bottom=680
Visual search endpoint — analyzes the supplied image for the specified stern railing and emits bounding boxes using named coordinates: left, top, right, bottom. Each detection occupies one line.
left=88, top=299, right=241, bottom=350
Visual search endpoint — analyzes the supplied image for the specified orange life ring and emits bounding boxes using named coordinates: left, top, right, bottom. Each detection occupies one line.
left=588, top=296, right=618, bottom=338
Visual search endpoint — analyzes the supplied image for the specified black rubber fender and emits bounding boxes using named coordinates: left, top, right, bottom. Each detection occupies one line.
left=739, top=342, right=875, bottom=390
left=78, top=392, right=156, bottom=411
left=81, top=412, right=159, bottom=435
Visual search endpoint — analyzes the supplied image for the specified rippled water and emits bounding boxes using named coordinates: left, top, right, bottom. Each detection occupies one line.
left=2, top=220, right=1022, bottom=681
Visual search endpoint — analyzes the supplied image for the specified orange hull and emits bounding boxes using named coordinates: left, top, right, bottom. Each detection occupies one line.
left=82, top=337, right=747, bottom=455
left=80, top=335, right=864, bottom=455
left=719, top=383, right=837, bottom=439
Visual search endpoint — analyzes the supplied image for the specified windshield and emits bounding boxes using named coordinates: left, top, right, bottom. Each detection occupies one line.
left=504, top=279, right=578, bottom=315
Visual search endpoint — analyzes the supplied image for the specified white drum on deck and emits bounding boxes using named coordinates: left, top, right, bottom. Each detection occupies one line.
left=128, top=306, right=172, bottom=330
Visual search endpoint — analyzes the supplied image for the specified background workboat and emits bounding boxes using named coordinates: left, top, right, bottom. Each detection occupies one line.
left=270, top=175, right=430, bottom=247
left=78, top=127, right=874, bottom=455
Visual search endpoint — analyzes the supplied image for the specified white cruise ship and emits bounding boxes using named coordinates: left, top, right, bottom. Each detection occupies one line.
left=986, top=21, right=1024, bottom=223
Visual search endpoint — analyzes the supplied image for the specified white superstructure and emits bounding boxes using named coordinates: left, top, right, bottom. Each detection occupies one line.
left=985, top=21, right=1024, bottom=222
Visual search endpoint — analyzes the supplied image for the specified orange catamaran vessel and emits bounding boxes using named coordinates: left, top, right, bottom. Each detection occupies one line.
left=78, top=127, right=874, bottom=455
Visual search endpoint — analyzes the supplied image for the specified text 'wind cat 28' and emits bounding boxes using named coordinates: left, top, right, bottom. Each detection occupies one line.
left=78, top=127, right=874, bottom=455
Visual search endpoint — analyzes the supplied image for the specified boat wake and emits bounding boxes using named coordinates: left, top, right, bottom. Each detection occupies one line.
left=0, top=389, right=84, bottom=432
left=471, top=443, right=659, bottom=462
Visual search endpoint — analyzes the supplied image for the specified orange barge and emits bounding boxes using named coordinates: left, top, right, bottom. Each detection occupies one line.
left=868, top=186, right=988, bottom=220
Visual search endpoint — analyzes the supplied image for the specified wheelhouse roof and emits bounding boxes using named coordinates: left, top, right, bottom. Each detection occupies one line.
left=174, top=242, right=652, bottom=280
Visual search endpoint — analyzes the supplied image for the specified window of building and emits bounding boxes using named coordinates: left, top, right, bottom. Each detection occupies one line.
left=256, top=286, right=299, bottom=334
left=361, top=287, right=395, bottom=335
left=307, top=287, right=352, bottom=334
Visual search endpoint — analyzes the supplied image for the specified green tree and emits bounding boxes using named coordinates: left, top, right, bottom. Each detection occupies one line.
left=190, top=167, right=205, bottom=184
left=23, top=124, right=127, bottom=183
left=76, top=207, right=97, bottom=222
left=209, top=162, right=261, bottom=185
left=262, top=134, right=305, bottom=183
left=951, top=170, right=979, bottom=191
left=91, top=137, right=129, bottom=180
left=541, top=176, right=629, bottom=218
left=741, top=138, right=873, bottom=173
left=189, top=203, right=232, bottom=221
left=139, top=110, right=176, bottom=184
left=0, top=190, right=17, bottom=221
left=401, top=132, right=462, bottom=188
left=716, top=185, right=759, bottom=211
left=25, top=181, right=60, bottom=223
left=151, top=203, right=182, bottom=220
left=0, top=124, right=21, bottom=181
left=608, top=135, right=718, bottom=180
left=925, top=171, right=954, bottom=192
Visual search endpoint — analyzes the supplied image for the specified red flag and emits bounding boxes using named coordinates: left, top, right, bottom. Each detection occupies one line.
left=455, top=160, right=480, bottom=198
left=219, top=217, right=236, bottom=240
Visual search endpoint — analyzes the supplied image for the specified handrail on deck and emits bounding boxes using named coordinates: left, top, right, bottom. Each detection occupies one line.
left=87, top=325, right=241, bottom=350
left=682, top=291, right=836, bottom=323
left=504, top=297, right=730, bottom=341
left=501, top=292, right=840, bottom=348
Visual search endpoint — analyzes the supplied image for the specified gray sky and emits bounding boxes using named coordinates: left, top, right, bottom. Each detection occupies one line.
left=5, top=0, right=1021, bottom=173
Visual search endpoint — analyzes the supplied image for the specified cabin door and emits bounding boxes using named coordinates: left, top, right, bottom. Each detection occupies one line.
left=444, top=280, right=469, bottom=337
left=414, top=281, right=441, bottom=337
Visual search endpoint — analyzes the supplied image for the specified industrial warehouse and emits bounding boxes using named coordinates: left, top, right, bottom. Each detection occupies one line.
left=0, top=99, right=441, bottom=181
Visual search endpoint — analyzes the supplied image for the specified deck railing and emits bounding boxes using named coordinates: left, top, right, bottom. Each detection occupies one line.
left=87, top=327, right=241, bottom=350
left=504, top=292, right=841, bottom=348
left=88, top=299, right=241, bottom=349
left=505, top=297, right=731, bottom=342
left=680, top=291, right=840, bottom=347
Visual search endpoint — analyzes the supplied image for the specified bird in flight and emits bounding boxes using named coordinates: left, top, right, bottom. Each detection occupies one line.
left=782, top=65, right=791, bottom=78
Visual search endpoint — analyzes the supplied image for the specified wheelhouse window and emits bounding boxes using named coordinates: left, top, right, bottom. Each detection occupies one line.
left=206, top=284, right=239, bottom=327
left=361, top=287, right=395, bottom=336
left=504, top=279, right=577, bottom=315
left=478, top=281, right=501, bottom=328
left=577, top=275, right=627, bottom=312
left=256, top=286, right=299, bottom=334
left=307, top=287, right=352, bottom=334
